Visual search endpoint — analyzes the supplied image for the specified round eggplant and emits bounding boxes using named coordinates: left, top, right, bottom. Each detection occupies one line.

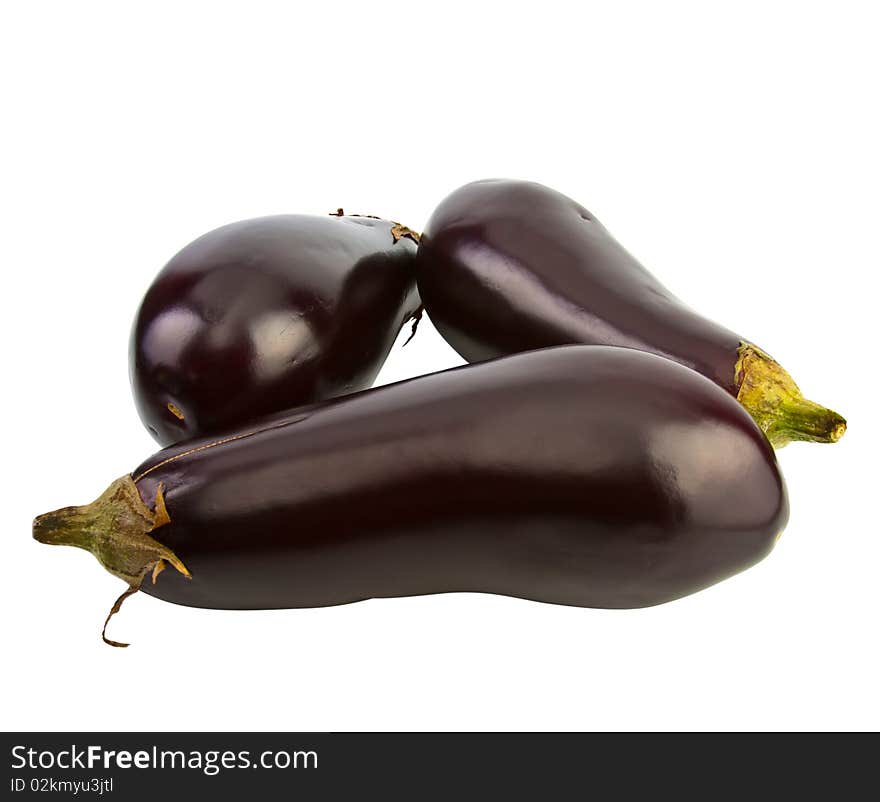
left=131, top=212, right=421, bottom=446
left=415, top=179, right=845, bottom=447
left=34, top=346, right=788, bottom=646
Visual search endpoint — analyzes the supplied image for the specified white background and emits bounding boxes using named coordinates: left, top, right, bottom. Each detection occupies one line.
left=2, top=1, right=877, bottom=731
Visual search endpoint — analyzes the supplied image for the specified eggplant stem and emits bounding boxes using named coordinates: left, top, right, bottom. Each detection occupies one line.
left=734, top=342, right=847, bottom=447
left=33, top=476, right=191, bottom=646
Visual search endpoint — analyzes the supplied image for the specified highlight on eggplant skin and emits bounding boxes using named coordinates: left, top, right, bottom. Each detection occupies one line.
left=130, top=212, right=421, bottom=447
left=414, top=178, right=846, bottom=447
left=33, top=346, right=789, bottom=646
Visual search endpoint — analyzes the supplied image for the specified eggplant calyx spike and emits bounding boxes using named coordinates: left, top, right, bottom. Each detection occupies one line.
left=101, top=585, right=139, bottom=648
left=403, top=305, right=424, bottom=346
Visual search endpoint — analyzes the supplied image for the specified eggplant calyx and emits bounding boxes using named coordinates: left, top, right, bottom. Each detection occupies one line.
left=32, top=475, right=190, bottom=647
left=389, top=222, right=421, bottom=245
left=734, top=342, right=847, bottom=448
left=328, top=209, right=421, bottom=244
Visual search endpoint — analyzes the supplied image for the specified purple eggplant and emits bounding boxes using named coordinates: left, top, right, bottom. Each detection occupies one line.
left=131, top=212, right=420, bottom=446
left=415, top=179, right=845, bottom=447
left=34, top=346, right=787, bottom=646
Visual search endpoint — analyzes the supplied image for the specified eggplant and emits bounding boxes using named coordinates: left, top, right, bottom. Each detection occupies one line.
left=415, top=179, right=845, bottom=447
left=34, top=346, right=788, bottom=646
left=131, top=212, right=421, bottom=446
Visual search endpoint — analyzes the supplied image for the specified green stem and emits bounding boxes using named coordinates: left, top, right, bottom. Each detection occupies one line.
left=32, top=476, right=190, bottom=647
left=734, top=342, right=847, bottom=448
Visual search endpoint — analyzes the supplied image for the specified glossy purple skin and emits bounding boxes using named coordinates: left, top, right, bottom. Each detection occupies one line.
left=133, top=346, right=788, bottom=611
left=131, top=214, right=420, bottom=445
left=416, top=179, right=743, bottom=394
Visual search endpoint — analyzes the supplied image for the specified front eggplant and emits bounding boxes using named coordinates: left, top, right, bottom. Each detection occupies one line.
left=35, top=346, right=788, bottom=645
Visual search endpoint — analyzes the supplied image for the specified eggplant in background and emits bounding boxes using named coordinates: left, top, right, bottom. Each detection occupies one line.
left=131, top=212, right=421, bottom=446
left=415, top=179, right=846, bottom=447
